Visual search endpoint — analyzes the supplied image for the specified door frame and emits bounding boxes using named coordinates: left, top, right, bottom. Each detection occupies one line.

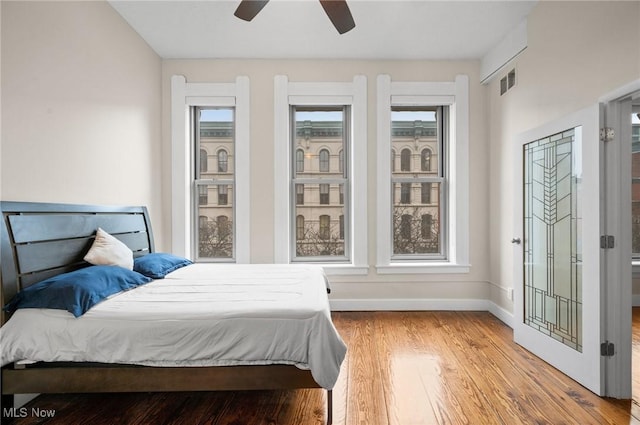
left=598, top=80, right=640, bottom=399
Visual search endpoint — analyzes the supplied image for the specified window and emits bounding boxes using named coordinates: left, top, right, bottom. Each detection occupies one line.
left=392, top=107, right=444, bottom=257
left=194, top=107, right=234, bottom=260
left=198, top=185, right=208, bottom=205
left=400, top=183, right=411, bottom=204
left=217, top=150, right=228, bottom=173
left=376, top=74, right=469, bottom=273
left=170, top=75, right=250, bottom=262
left=200, top=149, right=208, bottom=172
left=319, top=149, right=330, bottom=172
left=319, top=183, right=330, bottom=205
left=319, top=215, right=331, bottom=240
left=296, top=149, right=305, bottom=172
left=292, top=107, right=347, bottom=260
left=421, top=149, right=431, bottom=171
left=296, top=183, right=305, bottom=205
left=421, top=214, right=433, bottom=239
left=274, top=75, right=368, bottom=272
left=421, top=182, right=432, bottom=204
left=400, top=148, right=411, bottom=171
left=391, top=149, right=396, bottom=172
left=218, top=184, right=228, bottom=205
left=296, top=215, right=305, bottom=240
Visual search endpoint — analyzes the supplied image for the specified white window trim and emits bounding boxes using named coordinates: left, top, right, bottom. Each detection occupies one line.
left=171, top=75, right=250, bottom=262
left=274, top=75, right=368, bottom=275
left=376, top=74, right=470, bottom=274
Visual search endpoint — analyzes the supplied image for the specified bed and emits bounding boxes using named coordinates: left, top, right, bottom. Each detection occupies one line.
left=0, top=201, right=345, bottom=424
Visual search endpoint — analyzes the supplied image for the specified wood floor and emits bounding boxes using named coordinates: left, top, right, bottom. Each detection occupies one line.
left=6, top=310, right=640, bottom=425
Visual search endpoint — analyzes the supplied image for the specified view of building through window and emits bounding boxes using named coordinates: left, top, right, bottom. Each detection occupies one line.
left=194, top=107, right=235, bottom=260
left=292, top=107, right=348, bottom=260
left=391, top=107, right=444, bottom=256
left=192, top=105, right=447, bottom=262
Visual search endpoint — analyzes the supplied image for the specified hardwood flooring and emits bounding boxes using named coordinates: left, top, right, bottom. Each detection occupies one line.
left=5, top=310, right=640, bottom=425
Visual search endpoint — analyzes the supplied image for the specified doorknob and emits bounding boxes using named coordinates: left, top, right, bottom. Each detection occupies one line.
left=511, top=238, right=521, bottom=244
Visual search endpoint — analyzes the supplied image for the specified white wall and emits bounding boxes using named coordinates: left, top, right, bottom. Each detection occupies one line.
left=7, top=1, right=636, bottom=312
left=488, top=1, right=640, bottom=311
left=162, top=60, right=492, bottom=306
left=1, top=1, right=164, bottom=247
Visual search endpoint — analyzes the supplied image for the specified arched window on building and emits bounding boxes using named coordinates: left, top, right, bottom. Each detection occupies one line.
left=217, top=150, right=228, bottom=173
left=339, top=149, right=344, bottom=173
left=339, top=215, right=344, bottom=239
left=199, top=215, right=208, bottom=228
left=319, top=149, right=330, bottom=172
left=421, top=148, right=432, bottom=171
left=401, top=148, right=411, bottom=171
left=400, top=214, right=412, bottom=239
left=216, top=215, right=230, bottom=237
left=319, top=215, right=330, bottom=240
left=421, top=214, right=433, bottom=239
left=296, top=149, right=305, bottom=173
left=200, top=149, right=208, bottom=173
left=391, top=149, right=396, bottom=172
left=296, top=215, right=305, bottom=240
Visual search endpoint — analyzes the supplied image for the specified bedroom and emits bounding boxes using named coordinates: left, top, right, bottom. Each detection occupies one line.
left=1, top=0, right=639, bottom=423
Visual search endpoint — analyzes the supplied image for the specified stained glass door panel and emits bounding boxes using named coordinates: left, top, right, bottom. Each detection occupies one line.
left=523, top=128, right=582, bottom=352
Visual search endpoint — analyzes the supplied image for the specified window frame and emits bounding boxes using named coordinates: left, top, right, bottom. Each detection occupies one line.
left=171, top=75, right=250, bottom=263
left=376, top=74, right=470, bottom=273
left=274, top=75, right=368, bottom=275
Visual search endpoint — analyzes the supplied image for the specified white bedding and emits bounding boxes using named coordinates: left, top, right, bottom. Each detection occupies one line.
left=0, top=264, right=347, bottom=389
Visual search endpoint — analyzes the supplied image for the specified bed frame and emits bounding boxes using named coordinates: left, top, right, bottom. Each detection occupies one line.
left=0, top=201, right=332, bottom=424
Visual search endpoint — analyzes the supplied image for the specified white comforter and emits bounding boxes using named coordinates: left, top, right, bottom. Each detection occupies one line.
left=0, top=264, right=346, bottom=389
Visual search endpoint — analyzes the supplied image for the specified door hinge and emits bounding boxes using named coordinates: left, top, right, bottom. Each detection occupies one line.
left=600, top=127, right=614, bottom=142
left=601, top=341, right=615, bottom=357
left=600, top=235, right=615, bottom=249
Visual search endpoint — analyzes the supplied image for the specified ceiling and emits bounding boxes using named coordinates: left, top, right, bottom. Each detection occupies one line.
left=108, top=0, right=537, bottom=60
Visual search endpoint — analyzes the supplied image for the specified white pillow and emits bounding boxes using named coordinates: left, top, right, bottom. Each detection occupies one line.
left=83, top=228, right=134, bottom=270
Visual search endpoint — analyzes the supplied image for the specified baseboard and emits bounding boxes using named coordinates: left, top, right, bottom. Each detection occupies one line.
left=633, top=294, right=640, bottom=307
left=330, top=298, right=490, bottom=312
left=487, top=301, right=515, bottom=328
left=330, top=298, right=515, bottom=328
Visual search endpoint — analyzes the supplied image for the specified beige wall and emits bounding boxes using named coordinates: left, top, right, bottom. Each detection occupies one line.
left=1, top=1, right=163, bottom=246
left=488, top=1, right=640, bottom=311
left=6, top=0, right=637, bottom=310
left=162, top=60, right=492, bottom=303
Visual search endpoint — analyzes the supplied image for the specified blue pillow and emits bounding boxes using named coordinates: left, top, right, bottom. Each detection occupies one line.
left=3, top=265, right=153, bottom=317
left=133, top=253, right=192, bottom=279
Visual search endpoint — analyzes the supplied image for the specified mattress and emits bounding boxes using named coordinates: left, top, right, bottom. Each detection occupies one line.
left=0, top=264, right=346, bottom=389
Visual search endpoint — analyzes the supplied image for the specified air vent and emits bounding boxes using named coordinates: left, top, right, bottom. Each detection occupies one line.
left=500, top=68, right=516, bottom=96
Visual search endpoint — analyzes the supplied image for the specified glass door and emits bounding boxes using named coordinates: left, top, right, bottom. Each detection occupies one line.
left=513, top=104, right=604, bottom=395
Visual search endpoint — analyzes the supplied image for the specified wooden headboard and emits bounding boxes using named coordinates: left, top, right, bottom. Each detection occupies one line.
left=0, top=201, right=154, bottom=322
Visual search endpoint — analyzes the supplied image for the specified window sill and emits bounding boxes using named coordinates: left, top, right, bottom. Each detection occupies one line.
left=376, top=262, right=471, bottom=274
left=320, top=264, right=370, bottom=276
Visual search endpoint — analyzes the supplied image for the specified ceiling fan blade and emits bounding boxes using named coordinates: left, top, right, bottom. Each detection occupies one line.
left=319, top=0, right=355, bottom=34
left=234, top=0, right=269, bottom=21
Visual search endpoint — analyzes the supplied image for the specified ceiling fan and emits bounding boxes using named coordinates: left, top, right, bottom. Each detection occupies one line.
left=234, top=0, right=356, bottom=34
